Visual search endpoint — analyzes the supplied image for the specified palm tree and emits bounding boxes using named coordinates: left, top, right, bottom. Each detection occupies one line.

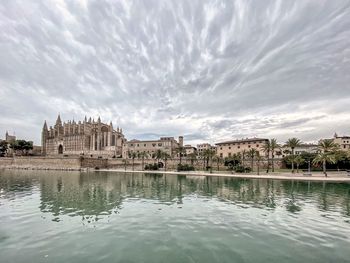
left=122, top=159, right=128, bottom=171
left=270, top=138, right=280, bottom=172
left=202, top=149, right=215, bottom=171
left=128, top=151, right=137, bottom=171
left=313, top=139, right=339, bottom=177
left=313, top=153, right=336, bottom=177
left=334, top=150, right=347, bottom=171
left=154, top=149, right=163, bottom=164
left=175, top=146, right=186, bottom=165
left=262, top=141, right=271, bottom=173
left=255, top=152, right=264, bottom=175
left=242, top=149, right=246, bottom=170
left=160, top=152, right=170, bottom=171
left=212, top=155, right=223, bottom=171
left=247, top=148, right=257, bottom=172
left=138, top=151, right=148, bottom=171
left=294, top=155, right=305, bottom=173
left=187, top=152, right=197, bottom=166
left=285, top=138, right=302, bottom=173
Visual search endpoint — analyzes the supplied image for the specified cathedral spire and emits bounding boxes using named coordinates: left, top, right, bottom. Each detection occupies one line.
left=97, top=116, right=101, bottom=123
left=56, top=114, right=62, bottom=125
left=43, top=120, right=48, bottom=130
left=84, top=116, right=87, bottom=122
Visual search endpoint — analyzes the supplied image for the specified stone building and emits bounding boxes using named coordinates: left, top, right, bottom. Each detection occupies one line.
left=332, top=133, right=350, bottom=151
left=5, top=131, right=16, bottom=143
left=197, top=143, right=216, bottom=153
left=42, top=115, right=126, bottom=157
left=122, top=136, right=183, bottom=158
left=281, top=143, right=318, bottom=157
left=184, top=144, right=197, bottom=156
left=216, top=138, right=268, bottom=158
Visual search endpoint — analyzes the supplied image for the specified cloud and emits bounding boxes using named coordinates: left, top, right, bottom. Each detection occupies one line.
left=0, top=0, right=349, bottom=145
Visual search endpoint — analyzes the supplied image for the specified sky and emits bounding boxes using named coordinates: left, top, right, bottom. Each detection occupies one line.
left=0, top=0, right=350, bottom=146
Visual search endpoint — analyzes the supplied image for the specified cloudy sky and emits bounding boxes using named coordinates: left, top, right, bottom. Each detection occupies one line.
left=0, top=0, right=349, bottom=145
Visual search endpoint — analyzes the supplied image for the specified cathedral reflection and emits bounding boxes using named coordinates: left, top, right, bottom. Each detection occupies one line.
left=33, top=171, right=350, bottom=220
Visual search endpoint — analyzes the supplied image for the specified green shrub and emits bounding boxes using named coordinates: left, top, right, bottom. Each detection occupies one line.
left=177, top=164, right=195, bottom=171
left=234, top=165, right=245, bottom=173
left=244, top=167, right=252, bottom=173
left=145, top=163, right=159, bottom=170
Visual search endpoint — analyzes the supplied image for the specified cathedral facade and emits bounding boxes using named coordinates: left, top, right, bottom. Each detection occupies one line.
left=42, top=115, right=126, bottom=157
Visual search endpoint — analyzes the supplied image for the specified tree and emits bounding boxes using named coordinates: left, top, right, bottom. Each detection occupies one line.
left=262, top=141, right=271, bottom=173
left=241, top=150, right=246, bottom=169
left=246, top=148, right=257, bottom=172
left=128, top=151, right=137, bottom=171
left=313, top=153, right=336, bottom=177
left=334, top=150, right=347, bottom=171
left=255, top=152, right=264, bottom=175
left=212, top=155, right=223, bottom=171
left=9, top=140, right=33, bottom=156
left=270, top=138, right=280, bottom=172
left=122, top=159, right=128, bottom=171
left=313, top=139, right=339, bottom=177
left=187, top=152, right=197, bottom=166
left=294, top=155, right=305, bottom=173
left=175, top=146, right=186, bottom=165
left=202, top=149, right=215, bottom=171
left=154, top=149, right=163, bottom=164
left=285, top=138, right=302, bottom=173
left=138, top=151, right=148, bottom=171
left=161, top=152, right=171, bottom=171
left=0, top=141, right=8, bottom=157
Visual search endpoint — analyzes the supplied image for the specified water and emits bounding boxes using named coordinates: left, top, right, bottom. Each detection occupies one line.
left=0, top=170, right=350, bottom=263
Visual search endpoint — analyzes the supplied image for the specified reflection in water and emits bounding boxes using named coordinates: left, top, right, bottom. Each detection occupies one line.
left=1, top=170, right=350, bottom=263
left=1, top=170, right=349, bottom=222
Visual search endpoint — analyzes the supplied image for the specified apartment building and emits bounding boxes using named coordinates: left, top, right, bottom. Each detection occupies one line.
left=215, top=138, right=268, bottom=158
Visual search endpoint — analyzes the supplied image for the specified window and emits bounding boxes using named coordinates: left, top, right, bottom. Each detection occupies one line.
left=152, top=143, right=156, bottom=147
left=158, top=143, right=162, bottom=146
left=238, top=146, right=240, bottom=149
left=144, top=144, right=146, bottom=147
left=248, top=145, right=251, bottom=148
left=220, top=153, right=223, bottom=157
left=130, top=144, right=133, bottom=147
left=228, top=147, right=231, bottom=149
left=256, top=145, right=259, bottom=147
left=228, top=153, right=232, bottom=157
left=137, top=144, right=139, bottom=147
left=220, top=147, right=222, bottom=150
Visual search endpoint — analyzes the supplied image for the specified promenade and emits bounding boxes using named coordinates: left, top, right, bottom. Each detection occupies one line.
left=99, top=169, right=350, bottom=182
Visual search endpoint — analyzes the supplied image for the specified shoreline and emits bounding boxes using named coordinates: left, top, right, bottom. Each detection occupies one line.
left=1, top=166, right=350, bottom=182
left=98, top=169, right=350, bottom=183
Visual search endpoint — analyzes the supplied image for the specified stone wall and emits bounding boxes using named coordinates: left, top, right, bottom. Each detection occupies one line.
left=0, top=157, right=81, bottom=170
left=81, top=158, right=108, bottom=169
left=0, top=157, right=283, bottom=171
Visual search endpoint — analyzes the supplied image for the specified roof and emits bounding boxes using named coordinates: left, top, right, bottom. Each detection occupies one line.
left=215, top=138, right=268, bottom=145
left=126, top=138, right=176, bottom=144
left=335, top=136, right=350, bottom=139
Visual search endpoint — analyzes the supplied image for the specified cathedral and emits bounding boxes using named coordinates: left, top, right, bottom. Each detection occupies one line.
left=42, top=115, right=126, bottom=157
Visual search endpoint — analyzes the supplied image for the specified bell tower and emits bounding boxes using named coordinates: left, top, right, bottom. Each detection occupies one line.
left=41, top=121, right=48, bottom=155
